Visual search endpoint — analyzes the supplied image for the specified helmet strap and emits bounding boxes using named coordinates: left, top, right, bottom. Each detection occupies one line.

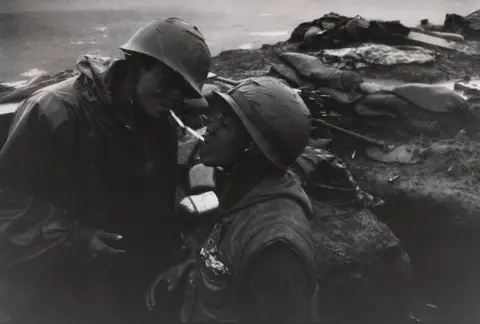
left=111, top=56, right=141, bottom=106
left=239, top=141, right=265, bottom=163
left=219, top=141, right=258, bottom=175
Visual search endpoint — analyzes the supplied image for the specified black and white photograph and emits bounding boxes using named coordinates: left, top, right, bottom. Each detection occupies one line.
left=0, top=0, right=479, bottom=323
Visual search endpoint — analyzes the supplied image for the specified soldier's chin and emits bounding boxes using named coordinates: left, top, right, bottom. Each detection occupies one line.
left=200, top=158, right=215, bottom=167
left=144, top=105, right=169, bottom=118
left=199, top=148, right=216, bottom=167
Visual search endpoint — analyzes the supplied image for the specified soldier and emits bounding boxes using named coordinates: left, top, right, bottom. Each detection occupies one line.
left=147, top=77, right=318, bottom=324
left=0, top=17, right=211, bottom=324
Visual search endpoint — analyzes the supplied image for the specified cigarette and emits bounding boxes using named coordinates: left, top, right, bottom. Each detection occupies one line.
left=170, top=109, right=205, bottom=142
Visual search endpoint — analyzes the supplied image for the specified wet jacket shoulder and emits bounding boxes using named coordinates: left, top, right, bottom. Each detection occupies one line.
left=0, top=79, right=79, bottom=194
left=0, top=54, right=122, bottom=196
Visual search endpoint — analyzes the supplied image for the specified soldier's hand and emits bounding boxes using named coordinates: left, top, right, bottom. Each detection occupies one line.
left=145, top=270, right=169, bottom=312
left=86, top=229, right=126, bottom=258
left=145, top=258, right=196, bottom=311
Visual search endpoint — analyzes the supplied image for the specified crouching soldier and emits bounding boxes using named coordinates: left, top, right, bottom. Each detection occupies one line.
left=147, top=77, right=318, bottom=324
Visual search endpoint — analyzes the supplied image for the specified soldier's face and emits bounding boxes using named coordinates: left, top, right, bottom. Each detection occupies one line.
left=136, top=62, right=184, bottom=118
left=200, top=100, right=251, bottom=167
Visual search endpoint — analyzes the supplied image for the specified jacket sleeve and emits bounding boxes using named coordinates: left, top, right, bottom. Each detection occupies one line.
left=0, top=93, right=85, bottom=267
left=238, top=241, right=316, bottom=324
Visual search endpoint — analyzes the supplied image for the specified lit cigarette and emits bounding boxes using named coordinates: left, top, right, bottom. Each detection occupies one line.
left=170, top=109, right=205, bottom=142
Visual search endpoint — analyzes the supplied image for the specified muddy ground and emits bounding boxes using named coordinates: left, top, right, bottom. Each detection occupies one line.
left=209, top=36, right=480, bottom=323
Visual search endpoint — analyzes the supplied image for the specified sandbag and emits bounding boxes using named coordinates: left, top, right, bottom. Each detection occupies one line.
left=355, top=92, right=411, bottom=118
left=267, top=64, right=316, bottom=89
left=392, top=83, right=468, bottom=113
left=279, top=52, right=364, bottom=92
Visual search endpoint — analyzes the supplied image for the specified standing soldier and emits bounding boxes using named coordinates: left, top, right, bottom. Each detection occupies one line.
left=0, top=17, right=211, bottom=324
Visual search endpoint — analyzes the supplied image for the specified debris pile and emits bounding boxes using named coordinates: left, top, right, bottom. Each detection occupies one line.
left=289, top=12, right=467, bottom=52
left=442, top=9, right=480, bottom=38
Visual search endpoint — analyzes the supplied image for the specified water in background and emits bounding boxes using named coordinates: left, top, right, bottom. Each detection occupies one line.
left=0, top=0, right=477, bottom=82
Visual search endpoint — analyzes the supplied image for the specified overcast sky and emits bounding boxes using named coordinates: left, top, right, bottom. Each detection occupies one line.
left=1, top=0, right=476, bottom=19
left=1, top=0, right=202, bottom=12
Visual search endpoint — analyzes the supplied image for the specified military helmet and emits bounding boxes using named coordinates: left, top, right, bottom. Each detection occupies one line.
left=120, top=17, right=211, bottom=98
left=212, top=77, right=311, bottom=170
